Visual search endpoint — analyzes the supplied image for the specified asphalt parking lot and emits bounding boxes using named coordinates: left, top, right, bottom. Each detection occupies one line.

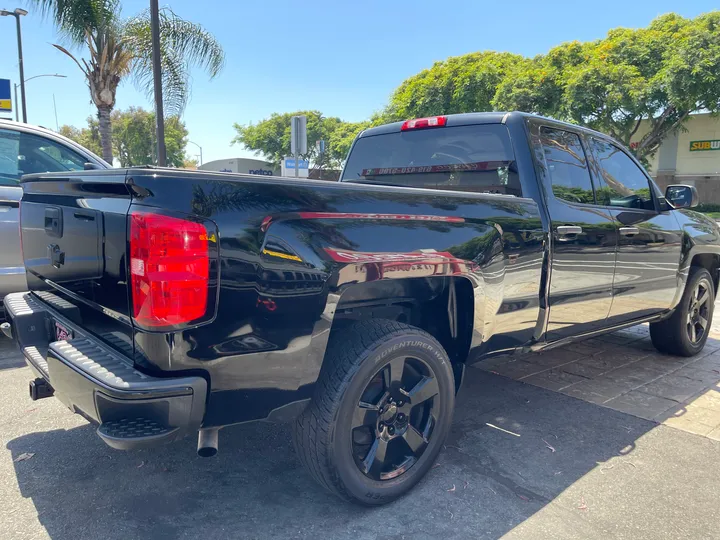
left=2, top=329, right=720, bottom=540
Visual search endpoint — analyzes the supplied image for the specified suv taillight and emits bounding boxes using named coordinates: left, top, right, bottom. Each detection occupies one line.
left=130, top=211, right=209, bottom=328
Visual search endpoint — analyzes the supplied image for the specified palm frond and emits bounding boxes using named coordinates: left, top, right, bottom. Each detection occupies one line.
left=26, top=0, right=121, bottom=43
left=52, top=43, right=89, bottom=75
left=123, top=8, right=225, bottom=115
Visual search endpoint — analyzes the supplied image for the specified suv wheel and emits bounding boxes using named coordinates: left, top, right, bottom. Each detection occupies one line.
left=292, top=319, right=455, bottom=505
left=650, top=267, right=715, bottom=357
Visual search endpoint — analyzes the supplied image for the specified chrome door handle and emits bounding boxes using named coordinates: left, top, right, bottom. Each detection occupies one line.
left=556, top=225, right=582, bottom=235
left=619, top=227, right=640, bottom=237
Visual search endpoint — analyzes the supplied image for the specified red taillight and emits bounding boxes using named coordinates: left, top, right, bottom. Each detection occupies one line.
left=130, top=211, right=209, bottom=328
left=400, top=116, right=447, bottom=131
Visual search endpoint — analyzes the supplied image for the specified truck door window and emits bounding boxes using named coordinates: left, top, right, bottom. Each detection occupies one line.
left=341, top=124, right=522, bottom=197
left=0, top=129, right=21, bottom=185
left=539, top=127, right=595, bottom=205
left=589, top=138, right=655, bottom=211
left=18, top=132, right=87, bottom=176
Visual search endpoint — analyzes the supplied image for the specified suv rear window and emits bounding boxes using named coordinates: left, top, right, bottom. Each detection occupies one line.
left=341, top=124, right=521, bottom=196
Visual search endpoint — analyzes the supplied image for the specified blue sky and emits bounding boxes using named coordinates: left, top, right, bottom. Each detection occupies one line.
left=0, top=0, right=717, bottom=163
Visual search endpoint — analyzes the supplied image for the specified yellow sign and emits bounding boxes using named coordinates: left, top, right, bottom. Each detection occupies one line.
left=690, top=140, right=720, bottom=152
left=0, top=99, right=10, bottom=112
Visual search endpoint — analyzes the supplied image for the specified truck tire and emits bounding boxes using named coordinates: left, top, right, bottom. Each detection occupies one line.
left=650, top=267, right=715, bottom=357
left=292, top=319, right=455, bottom=505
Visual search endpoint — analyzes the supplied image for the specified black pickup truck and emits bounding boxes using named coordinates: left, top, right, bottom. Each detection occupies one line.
left=3, top=112, right=719, bottom=505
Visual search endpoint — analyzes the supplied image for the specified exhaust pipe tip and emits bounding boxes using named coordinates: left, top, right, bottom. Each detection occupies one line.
left=197, top=428, right=219, bottom=457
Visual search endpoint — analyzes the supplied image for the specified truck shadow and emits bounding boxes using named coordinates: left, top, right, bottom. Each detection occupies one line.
left=6, top=369, right=656, bottom=540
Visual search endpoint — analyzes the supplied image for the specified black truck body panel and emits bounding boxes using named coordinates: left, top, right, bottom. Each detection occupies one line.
left=6, top=111, right=720, bottom=444
left=126, top=172, right=545, bottom=426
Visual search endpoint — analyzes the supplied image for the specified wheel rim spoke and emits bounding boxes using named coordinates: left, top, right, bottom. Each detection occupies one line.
left=352, top=401, right=380, bottom=429
left=699, top=315, right=708, bottom=331
left=401, top=425, right=428, bottom=455
left=697, top=288, right=709, bottom=308
left=382, top=357, right=406, bottom=391
left=404, top=376, right=439, bottom=406
left=690, top=323, right=697, bottom=343
left=363, top=437, right=388, bottom=478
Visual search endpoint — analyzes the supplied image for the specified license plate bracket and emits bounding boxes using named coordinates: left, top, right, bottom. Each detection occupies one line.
left=55, top=321, right=73, bottom=341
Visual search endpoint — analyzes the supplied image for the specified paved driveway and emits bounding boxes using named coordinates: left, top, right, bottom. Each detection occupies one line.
left=1, top=329, right=720, bottom=539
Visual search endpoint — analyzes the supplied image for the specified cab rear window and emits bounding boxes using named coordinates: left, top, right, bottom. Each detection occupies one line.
left=341, top=124, right=521, bottom=197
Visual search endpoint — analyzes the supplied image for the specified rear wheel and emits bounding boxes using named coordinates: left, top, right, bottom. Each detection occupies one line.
left=650, top=267, right=715, bottom=357
left=292, top=319, right=455, bottom=505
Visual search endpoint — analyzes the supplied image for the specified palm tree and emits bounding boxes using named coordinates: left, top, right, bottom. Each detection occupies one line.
left=30, top=0, right=224, bottom=162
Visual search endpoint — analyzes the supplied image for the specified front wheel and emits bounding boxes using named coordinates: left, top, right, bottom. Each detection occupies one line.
left=650, top=267, right=715, bottom=357
left=292, top=320, right=455, bottom=505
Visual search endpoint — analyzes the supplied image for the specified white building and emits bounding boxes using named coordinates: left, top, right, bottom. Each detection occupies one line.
left=199, top=157, right=279, bottom=176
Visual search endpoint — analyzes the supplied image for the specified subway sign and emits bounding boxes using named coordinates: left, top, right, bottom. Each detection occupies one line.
left=689, top=140, right=720, bottom=152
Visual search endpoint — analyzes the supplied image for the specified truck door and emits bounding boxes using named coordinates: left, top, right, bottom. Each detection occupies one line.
left=586, top=137, right=683, bottom=322
left=531, top=124, right=618, bottom=341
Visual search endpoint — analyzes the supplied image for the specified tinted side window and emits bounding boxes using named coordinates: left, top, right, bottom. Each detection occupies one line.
left=539, top=127, right=595, bottom=204
left=0, top=129, right=21, bottom=186
left=589, top=138, right=654, bottom=210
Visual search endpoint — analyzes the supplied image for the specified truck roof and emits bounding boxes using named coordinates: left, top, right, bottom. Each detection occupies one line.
left=358, top=111, right=614, bottom=143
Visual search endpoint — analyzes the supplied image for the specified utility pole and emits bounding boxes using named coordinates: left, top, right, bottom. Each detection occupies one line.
left=149, top=0, right=166, bottom=166
left=1, top=8, right=28, bottom=122
left=188, top=140, right=203, bottom=165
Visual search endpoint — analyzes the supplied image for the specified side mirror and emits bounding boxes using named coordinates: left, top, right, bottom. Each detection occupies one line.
left=665, top=184, right=699, bottom=209
left=83, top=162, right=102, bottom=171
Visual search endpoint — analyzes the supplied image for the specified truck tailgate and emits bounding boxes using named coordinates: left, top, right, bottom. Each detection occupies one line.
left=19, top=170, right=135, bottom=356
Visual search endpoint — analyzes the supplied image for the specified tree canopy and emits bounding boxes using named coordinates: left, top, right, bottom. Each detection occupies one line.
left=58, top=120, right=102, bottom=157
left=60, top=107, right=188, bottom=167
left=494, top=12, right=720, bottom=160
left=232, top=111, right=369, bottom=169
left=234, top=12, right=720, bottom=168
left=388, top=12, right=720, bottom=161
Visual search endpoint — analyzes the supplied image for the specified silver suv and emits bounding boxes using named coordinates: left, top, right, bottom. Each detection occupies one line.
left=0, top=120, right=109, bottom=311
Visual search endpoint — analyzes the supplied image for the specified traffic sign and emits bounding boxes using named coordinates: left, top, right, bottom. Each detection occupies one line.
left=0, top=79, right=11, bottom=112
left=283, top=158, right=309, bottom=169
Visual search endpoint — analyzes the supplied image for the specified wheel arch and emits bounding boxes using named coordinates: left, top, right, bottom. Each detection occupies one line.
left=327, top=276, right=475, bottom=392
left=690, top=253, right=720, bottom=293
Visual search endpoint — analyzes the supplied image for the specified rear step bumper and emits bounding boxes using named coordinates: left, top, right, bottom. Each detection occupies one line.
left=3, top=292, right=207, bottom=450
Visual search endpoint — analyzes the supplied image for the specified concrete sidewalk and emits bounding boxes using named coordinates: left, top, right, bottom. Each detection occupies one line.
left=479, top=321, right=720, bottom=439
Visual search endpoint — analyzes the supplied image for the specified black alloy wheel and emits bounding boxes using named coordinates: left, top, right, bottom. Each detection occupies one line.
left=687, top=276, right=712, bottom=344
left=292, top=319, right=456, bottom=505
left=351, top=356, right=438, bottom=481
left=650, top=266, right=715, bottom=357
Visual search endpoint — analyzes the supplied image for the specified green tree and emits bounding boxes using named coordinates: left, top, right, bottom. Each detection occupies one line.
left=58, top=117, right=102, bottom=157
left=383, top=51, right=524, bottom=121
left=61, top=107, right=189, bottom=167
left=233, top=111, right=366, bottom=169
left=182, top=156, right=199, bottom=169
left=31, top=0, right=224, bottom=163
left=495, top=12, right=720, bottom=160
left=112, top=107, right=188, bottom=167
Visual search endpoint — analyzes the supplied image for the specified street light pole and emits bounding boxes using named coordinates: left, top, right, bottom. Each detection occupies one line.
left=188, top=140, right=203, bottom=165
left=1, top=9, right=28, bottom=123
left=149, top=0, right=167, bottom=167
left=13, top=74, right=66, bottom=124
